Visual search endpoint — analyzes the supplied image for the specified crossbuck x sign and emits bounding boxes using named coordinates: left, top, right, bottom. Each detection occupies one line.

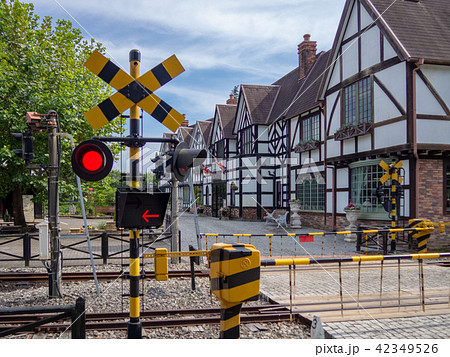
left=84, top=50, right=185, bottom=132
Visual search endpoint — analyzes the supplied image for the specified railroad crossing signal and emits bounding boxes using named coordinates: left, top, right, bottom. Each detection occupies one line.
left=379, top=160, right=403, bottom=184
left=71, top=139, right=113, bottom=181
left=170, top=141, right=207, bottom=182
left=84, top=50, right=185, bottom=132
left=11, top=132, right=34, bottom=162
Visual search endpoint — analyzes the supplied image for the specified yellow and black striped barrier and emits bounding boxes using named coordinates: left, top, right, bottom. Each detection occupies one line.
left=209, top=243, right=260, bottom=339
left=407, top=219, right=433, bottom=253
left=201, top=226, right=435, bottom=256
left=260, top=252, right=450, bottom=266
left=143, top=246, right=450, bottom=338
left=407, top=219, right=449, bottom=253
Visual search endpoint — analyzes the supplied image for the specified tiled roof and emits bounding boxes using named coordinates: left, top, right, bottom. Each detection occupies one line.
left=266, top=67, right=304, bottom=124
left=241, top=85, right=280, bottom=125
left=366, top=0, right=450, bottom=63
left=178, top=126, right=194, bottom=146
left=284, top=51, right=330, bottom=119
left=216, top=104, right=237, bottom=139
left=197, top=119, right=213, bottom=147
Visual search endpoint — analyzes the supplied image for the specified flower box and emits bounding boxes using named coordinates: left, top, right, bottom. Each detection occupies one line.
left=294, top=140, right=320, bottom=153
left=334, top=122, right=372, bottom=141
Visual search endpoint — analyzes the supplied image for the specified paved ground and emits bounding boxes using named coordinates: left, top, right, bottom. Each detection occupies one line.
left=1, top=213, right=449, bottom=339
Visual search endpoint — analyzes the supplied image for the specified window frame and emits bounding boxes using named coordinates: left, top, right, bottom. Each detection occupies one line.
left=300, top=113, right=320, bottom=143
left=296, top=174, right=325, bottom=212
left=216, top=139, right=225, bottom=159
left=349, top=159, right=391, bottom=220
left=342, top=76, right=373, bottom=127
left=239, top=126, right=253, bottom=155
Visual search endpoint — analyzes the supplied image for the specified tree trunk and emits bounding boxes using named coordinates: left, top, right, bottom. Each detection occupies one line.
left=12, top=184, right=27, bottom=227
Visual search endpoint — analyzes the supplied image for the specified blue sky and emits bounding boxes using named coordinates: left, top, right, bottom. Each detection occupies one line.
left=31, top=0, right=346, bottom=167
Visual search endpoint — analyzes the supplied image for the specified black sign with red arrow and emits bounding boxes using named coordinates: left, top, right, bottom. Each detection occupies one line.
left=115, top=190, right=170, bottom=229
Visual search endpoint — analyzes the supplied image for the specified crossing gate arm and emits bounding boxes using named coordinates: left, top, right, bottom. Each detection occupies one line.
left=260, top=252, right=450, bottom=267
left=143, top=250, right=210, bottom=259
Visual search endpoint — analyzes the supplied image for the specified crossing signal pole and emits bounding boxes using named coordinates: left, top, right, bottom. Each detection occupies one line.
left=79, top=48, right=207, bottom=338
left=169, top=142, right=206, bottom=262
left=127, top=49, right=142, bottom=339
left=379, top=160, right=403, bottom=252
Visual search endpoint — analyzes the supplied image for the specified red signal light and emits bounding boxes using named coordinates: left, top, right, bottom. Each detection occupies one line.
left=71, top=139, right=113, bottom=181
left=82, top=150, right=103, bottom=171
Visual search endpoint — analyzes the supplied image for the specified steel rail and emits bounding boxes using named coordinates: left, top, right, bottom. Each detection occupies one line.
left=0, top=270, right=209, bottom=282
left=0, top=306, right=293, bottom=333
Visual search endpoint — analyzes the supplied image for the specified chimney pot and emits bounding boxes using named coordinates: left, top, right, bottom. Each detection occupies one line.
left=298, top=33, right=317, bottom=79
left=226, top=94, right=237, bottom=105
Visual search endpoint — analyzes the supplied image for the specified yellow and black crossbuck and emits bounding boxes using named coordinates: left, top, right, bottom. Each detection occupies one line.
left=84, top=50, right=185, bottom=132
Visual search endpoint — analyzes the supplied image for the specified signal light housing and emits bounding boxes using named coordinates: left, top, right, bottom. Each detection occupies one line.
left=170, top=141, right=207, bottom=182
left=71, top=139, right=113, bottom=181
left=12, top=132, right=34, bottom=162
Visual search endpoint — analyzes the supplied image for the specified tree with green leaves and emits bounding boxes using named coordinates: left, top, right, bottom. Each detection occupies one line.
left=0, top=0, right=124, bottom=226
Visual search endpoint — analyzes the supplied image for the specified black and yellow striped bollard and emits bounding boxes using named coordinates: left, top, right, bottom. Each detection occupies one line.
left=407, top=219, right=433, bottom=253
left=209, top=243, right=260, bottom=338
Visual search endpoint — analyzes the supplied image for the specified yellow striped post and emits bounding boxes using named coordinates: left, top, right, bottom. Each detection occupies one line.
left=127, top=50, right=142, bottom=339
left=407, top=219, right=434, bottom=253
left=219, top=302, right=242, bottom=338
left=209, top=243, right=260, bottom=339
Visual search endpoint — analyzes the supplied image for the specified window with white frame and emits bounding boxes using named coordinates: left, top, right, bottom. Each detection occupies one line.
left=343, top=77, right=372, bottom=126
left=240, top=127, right=252, bottom=155
left=349, top=160, right=390, bottom=215
left=301, top=113, right=320, bottom=143
left=296, top=175, right=325, bottom=211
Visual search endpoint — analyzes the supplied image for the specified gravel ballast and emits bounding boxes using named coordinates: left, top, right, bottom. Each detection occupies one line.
left=0, top=263, right=310, bottom=339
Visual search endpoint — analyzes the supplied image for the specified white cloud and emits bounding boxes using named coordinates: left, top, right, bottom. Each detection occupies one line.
left=33, top=0, right=347, bottom=120
left=37, top=0, right=344, bottom=71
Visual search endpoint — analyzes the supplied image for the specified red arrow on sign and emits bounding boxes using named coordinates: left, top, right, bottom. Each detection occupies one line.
left=142, top=210, right=159, bottom=222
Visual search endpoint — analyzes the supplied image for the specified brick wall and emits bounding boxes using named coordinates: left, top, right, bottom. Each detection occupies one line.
left=242, top=208, right=257, bottom=220
left=230, top=208, right=239, bottom=219
left=298, top=212, right=327, bottom=230
left=416, top=159, right=449, bottom=250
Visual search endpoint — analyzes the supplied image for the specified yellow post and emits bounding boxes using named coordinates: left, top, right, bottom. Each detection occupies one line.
left=155, top=248, right=169, bottom=281
left=127, top=49, right=142, bottom=339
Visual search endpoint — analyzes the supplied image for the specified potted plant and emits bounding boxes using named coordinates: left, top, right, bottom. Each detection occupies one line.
left=197, top=205, right=204, bottom=214
left=294, top=139, right=320, bottom=153
left=334, top=122, right=372, bottom=141
left=231, top=183, right=239, bottom=191
left=218, top=206, right=231, bottom=220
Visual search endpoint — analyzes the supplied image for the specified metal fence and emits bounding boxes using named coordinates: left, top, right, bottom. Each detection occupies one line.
left=0, top=231, right=171, bottom=266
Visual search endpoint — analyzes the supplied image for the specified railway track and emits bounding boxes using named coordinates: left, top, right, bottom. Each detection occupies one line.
left=1, top=259, right=446, bottom=282
left=0, top=270, right=209, bottom=282
left=0, top=304, right=294, bottom=335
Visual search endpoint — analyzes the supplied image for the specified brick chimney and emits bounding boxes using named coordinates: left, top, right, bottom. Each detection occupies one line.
left=226, top=94, right=237, bottom=105
left=180, top=114, right=189, bottom=127
left=298, top=34, right=317, bottom=79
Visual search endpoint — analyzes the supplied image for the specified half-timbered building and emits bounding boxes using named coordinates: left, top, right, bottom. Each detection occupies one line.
left=206, top=99, right=238, bottom=217
left=318, top=0, right=450, bottom=248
